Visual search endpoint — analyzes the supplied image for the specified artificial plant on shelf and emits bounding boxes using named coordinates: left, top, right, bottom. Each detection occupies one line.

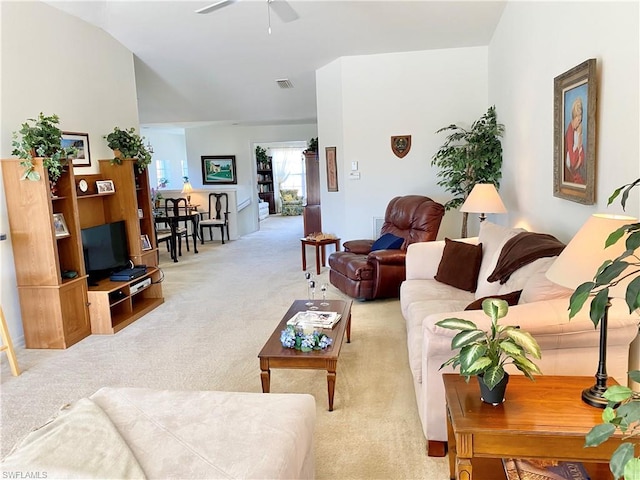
left=11, top=112, right=77, bottom=183
left=574, top=178, right=640, bottom=480
left=104, top=127, right=153, bottom=172
left=435, top=298, right=541, bottom=402
left=431, top=105, right=504, bottom=237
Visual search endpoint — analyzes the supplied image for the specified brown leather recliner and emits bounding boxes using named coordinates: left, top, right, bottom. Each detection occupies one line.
left=328, top=195, right=445, bottom=300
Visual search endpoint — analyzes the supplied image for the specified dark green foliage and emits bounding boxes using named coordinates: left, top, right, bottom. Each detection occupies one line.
left=431, top=106, right=505, bottom=211
left=104, top=127, right=153, bottom=173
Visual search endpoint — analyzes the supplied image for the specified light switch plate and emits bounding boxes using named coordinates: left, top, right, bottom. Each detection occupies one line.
left=351, top=161, right=358, bottom=171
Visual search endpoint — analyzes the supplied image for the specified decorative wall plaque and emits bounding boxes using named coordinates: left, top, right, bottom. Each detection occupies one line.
left=391, top=135, right=411, bottom=158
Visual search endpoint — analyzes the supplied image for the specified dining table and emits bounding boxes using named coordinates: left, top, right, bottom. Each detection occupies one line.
left=153, top=209, right=200, bottom=262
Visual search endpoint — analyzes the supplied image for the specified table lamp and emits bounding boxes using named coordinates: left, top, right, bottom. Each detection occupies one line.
left=545, top=213, right=638, bottom=408
left=182, top=180, right=193, bottom=205
left=460, top=183, right=507, bottom=222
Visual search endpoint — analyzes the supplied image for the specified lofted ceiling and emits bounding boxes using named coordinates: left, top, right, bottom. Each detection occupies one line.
left=46, top=0, right=507, bottom=126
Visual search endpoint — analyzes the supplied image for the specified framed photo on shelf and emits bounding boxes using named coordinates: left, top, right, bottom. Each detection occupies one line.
left=326, top=146, right=338, bottom=192
left=95, top=179, right=115, bottom=194
left=137, top=208, right=144, bottom=219
left=553, top=58, right=597, bottom=205
left=61, top=132, right=91, bottom=167
left=201, top=155, right=237, bottom=185
left=52, top=213, right=70, bottom=238
left=141, top=234, right=152, bottom=251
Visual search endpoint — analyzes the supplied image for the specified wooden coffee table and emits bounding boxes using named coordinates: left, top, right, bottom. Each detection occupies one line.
left=258, top=299, right=352, bottom=411
left=300, top=237, right=341, bottom=275
left=444, top=374, right=622, bottom=480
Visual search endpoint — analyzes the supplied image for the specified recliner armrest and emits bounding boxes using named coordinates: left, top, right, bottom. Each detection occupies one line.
left=344, top=239, right=374, bottom=254
left=368, top=249, right=406, bottom=265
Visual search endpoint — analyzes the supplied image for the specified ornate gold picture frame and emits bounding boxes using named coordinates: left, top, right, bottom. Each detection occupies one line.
left=553, top=59, right=597, bottom=204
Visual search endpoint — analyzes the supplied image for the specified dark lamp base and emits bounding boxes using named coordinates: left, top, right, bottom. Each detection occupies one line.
left=581, top=385, right=609, bottom=409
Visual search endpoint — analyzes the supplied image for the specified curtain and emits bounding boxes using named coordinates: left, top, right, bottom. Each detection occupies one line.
left=270, top=147, right=306, bottom=212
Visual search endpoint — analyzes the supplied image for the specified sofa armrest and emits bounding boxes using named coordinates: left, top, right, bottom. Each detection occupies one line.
left=368, top=249, right=406, bottom=266
left=343, top=239, right=374, bottom=254
left=405, top=237, right=479, bottom=280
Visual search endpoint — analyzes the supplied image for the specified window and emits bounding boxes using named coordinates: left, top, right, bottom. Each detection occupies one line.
left=155, top=159, right=168, bottom=188
left=181, top=160, right=188, bottom=180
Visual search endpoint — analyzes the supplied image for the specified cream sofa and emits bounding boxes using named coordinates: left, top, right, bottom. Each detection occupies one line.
left=400, top=221, right=640, bottom=455
left=1, top=388, right=316, bottom=479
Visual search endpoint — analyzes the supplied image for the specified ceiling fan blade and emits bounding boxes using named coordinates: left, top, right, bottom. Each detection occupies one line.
left=195, top=0, right=238, bottom=15
left=269, top=0, right=299, bottom=23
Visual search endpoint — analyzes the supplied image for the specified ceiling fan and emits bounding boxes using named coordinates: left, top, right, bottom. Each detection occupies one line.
left=196, top=0, right=299, bottom=30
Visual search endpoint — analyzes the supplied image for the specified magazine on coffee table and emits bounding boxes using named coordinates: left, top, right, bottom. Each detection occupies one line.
left=287, top=311, right=342, bottom=329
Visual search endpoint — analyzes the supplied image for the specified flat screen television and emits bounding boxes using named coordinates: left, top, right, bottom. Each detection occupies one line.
left=81, top=221, right=129, bottom=283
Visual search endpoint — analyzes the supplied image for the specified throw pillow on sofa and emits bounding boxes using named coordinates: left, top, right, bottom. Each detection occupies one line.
left=434, top=238, right=483, bottom=292
left=371, top=233, right=404, bottom=251
left=465, top=290, right=522, bottom=310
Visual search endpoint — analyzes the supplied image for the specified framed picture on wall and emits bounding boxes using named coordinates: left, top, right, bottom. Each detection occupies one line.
left=61, top=132, right=91, bottom=167
left=326, top=147, right=338, bottom=192
left=201, top=155, right=237, bottom=185
left=553, top=58, right=597, bottom=205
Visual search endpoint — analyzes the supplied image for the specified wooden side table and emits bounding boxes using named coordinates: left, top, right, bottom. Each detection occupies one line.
left=444, top=374, right=620, bottom=480
left=300, top=237, right=340, bottom=275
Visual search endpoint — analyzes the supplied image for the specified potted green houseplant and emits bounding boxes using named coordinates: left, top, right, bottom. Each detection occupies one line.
left=572, top=178, right=640, bottom=479
left=431, top=105, right=505, bottom=237
left=435, top=298, right=542, bottom=404
left=11, top=112, right=77, bottom=183
left=304, top=137, right=318, bottom=153
left=104, top=127, right=153, bottom=172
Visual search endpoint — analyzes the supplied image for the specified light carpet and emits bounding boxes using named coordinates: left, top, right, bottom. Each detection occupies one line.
left=0, top=214, right=448, bottom=479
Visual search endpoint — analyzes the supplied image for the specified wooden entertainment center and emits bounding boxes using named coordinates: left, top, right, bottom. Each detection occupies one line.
left=2, top=158, right=164, bottom=349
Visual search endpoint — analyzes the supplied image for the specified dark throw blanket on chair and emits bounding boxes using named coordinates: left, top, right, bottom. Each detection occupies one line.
left=487, top=232, right=566, bottom=284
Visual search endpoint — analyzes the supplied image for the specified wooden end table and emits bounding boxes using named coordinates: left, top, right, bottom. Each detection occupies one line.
left=258, top=299, right=352, bottom=411
left=300, top=237, right=341, bottom=275
left=444, top=374, right=622, bottom=480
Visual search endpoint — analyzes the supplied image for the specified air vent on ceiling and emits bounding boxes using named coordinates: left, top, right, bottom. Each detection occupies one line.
left=276, top=79, right=294, bottom=89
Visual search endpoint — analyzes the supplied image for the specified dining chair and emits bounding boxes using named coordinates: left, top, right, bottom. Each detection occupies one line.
left=165, top=197, right=190, bottom=256
left=200, top=192, right=229, bottom=244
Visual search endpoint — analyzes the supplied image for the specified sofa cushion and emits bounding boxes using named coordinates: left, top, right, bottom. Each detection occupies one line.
left=520, top=266, right=573, bottom=304
left=465, top=290, right=522, bottom=310
left=405, top=295, right=472, bottom=384
left=434, top=238, right=483, bottom=292
left=371, top=232, right=404, bottom=251
left=475, top=221, right=527, bottom=299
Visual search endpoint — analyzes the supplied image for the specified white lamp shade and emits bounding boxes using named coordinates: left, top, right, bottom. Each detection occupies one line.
left=460, top=184, right=507, bottom=214
left=545, top=214, right=638, bottom=298
left=181, top=181, right=193, bottom=194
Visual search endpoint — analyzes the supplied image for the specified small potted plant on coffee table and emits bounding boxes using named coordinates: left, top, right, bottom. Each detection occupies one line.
left=436, top=298, right=542, bottom=404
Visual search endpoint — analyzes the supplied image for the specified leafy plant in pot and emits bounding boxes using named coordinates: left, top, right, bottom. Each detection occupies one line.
left=431, top=105, right=505, bottom=238
left=11, top=112, right=77, bottom=184
left=104, top=127, right=153, bottom=173
left=571, top=178, right=640, bottom=479
left=436, top=298, right=542, bottom=404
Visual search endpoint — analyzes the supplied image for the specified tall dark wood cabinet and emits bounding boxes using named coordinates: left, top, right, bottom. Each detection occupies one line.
left=257, top=155, right=276, bottom=214
left=303, top=151, right=322, bottom=235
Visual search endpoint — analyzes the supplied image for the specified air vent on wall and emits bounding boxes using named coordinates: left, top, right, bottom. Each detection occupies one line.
left=276, top=79, right=294, bottom=89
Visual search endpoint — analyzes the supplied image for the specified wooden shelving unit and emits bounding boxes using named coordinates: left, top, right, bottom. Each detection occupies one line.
left=2, top=158, right=91, bottom=349
left=2, top=157, right=164, bottom=348
left=257, top=155, right=276, bottom=214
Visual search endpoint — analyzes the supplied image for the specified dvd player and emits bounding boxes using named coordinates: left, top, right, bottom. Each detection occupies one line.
left=110, top=266, right=147, bottom=282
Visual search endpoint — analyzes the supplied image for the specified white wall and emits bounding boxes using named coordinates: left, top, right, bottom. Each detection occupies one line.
left=184, top=123, right=317, bottom=236
left=489, top=1, right=640, bottom=242
left=0, top=1, right=140, bottom=345
left=317, top=47, right=490, bottom=242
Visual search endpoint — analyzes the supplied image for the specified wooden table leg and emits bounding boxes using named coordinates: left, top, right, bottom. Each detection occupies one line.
left=346, top=312, right=351, bottom=343
left=315, top=244, right=321, bottom=275
left=260, top=358, right=271, bottom=393
left=301, top=241, right=307, bottom=271
left=321, top=244, right=326, bottom=267
left=326, top=359, right=337, bottom=411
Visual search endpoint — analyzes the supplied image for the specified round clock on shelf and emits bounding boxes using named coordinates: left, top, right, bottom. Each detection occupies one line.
left=77, top=179, right=89, bottom=195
